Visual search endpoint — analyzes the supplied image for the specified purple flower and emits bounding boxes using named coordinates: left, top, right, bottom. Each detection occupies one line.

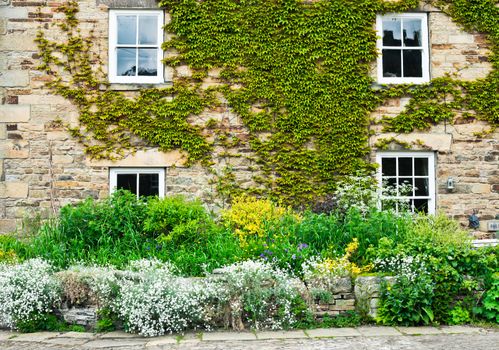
left=298, top=243, right=309, bottom=251
left=260, top=253, right=265, bottom=258
left=291, top=254, right=296, bottom=260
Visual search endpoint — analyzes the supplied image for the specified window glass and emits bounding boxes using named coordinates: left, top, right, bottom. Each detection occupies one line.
left=403, top=19, right=422, bottom=47
left=403, top=50, right=423, bottom=77
left=117, top=15, right=137, bottom=45
left=398, top=157, right=412, bottom=176
left=139, top=173, right=159, bottom=197
left=382, top=49, right=402, bottom=77
left=382, top=18, right=401, bottom=46
left=414, top=158, right=428, bottom=175
left=378, top=14, right=428, bottom=83
left=377, top=153, right=435, bottom=214
left=111, top=168, right=165, bottom=198
left=381, top=157, right=396, bottom=176
left=117, top=174, right=137, bottom=194
left=139, top=16, right=158, bottom=45
left=110, top=11, right=163, bottom=83
left=138, top=49, right=158, bottom=76
left=117, top=48, right=137, bottom=76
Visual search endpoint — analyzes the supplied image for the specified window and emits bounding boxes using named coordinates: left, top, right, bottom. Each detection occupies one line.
left=109, top=10, right=164, bottom=84
left=376, top=13, right=429, bottom=84
left=376, top=152, right=435, bottom=214
left=110, top=168, right=165, bottom=198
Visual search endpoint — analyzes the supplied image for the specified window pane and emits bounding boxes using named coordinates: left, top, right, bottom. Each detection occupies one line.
left=414, top=199, right=429, bottom=214
left=382, top=177, right=397, bottom=196
left=414, top=158, right=429, bottom=175
left=415, top=178, right=429, bottom=196
left=398, top=178, right=413, bottom=196
left=381, top=158, right=396, bottom=176
left=117, top=174, right=137, bottom=194
left=139, top=173, right=159, bottom=197
left=139, top=16, right=158, bottom=45
left=382, top=49, right=401, bottom=77
left=403, top=50, right=423, bottom=77
left=398, top=157, right=412, bottom=176
left=117, top=48, right=137, bottom=76
left=382, top=18, right=401, bottom=46
left=403, top=19, right=422, bottom=47
left=117, top=15, right=137, bottom=45
left=138, top=49, right=158, bottom=76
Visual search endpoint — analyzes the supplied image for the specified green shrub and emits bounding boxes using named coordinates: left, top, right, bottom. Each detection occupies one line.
left=475, top=272, right=499, bottom=323
left=145, top=195, right=212, bottom=242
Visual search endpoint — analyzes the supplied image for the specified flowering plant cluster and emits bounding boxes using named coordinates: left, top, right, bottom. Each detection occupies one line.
left=112, top=260, right=215, bottom=336
left=302, top=239, right=371, bottom=288
left=221, top=194, right=297, bottom=246
left=212, top=260, right=305, bottom=330
left=0, top=259, right=60, bottom=329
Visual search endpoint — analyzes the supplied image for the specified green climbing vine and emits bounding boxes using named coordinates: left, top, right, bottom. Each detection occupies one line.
left=35, top=0, right=498, bottom=206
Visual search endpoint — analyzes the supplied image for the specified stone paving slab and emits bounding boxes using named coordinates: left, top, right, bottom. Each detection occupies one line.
left=357, top=326, right=402, bottom=336
left=256, top=330, right=308, bottom=340
left=10, top=332, right=59, bottom=342
left=82, top=339, right=148, bottom=349
left=202, top=331, right=257, bottom=341
left=397, top=326, right=443, bottom=335
left=306, top=327, right=361, bottom=338
left=440, top=326, right=485, bottom=334
left=100, top=331, right=143, bottom=339
left=0, top=331, right=15, bottom=341
left=145, top=335, right=178, bottom=347
left=55, top=331, right=96, bottom=339
left=44, top=337, right=90, bottom=346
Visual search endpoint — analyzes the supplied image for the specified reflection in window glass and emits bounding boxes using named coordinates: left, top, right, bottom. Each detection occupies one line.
left=403, top=19, right=422, bottom=47
left=117, top=48, right=137, bottom=76
left=117, top=16, right=137, bottom=45
left=138, top=49, right=158, bottom=76
left=382, top=18, right=401, bottom=46
left=139, top=16, right=158, bottom=45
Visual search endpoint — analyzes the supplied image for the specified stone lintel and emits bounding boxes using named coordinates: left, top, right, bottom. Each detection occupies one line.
left=372, top=133, right=453, bottom=152
left=97, top=0, right=161, bottom=8
left=86, top=149, right=186, bottom=167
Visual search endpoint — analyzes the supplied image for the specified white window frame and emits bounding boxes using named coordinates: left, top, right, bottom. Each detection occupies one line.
left=376, top=152, right=436, bottom=214
left=108, top=10, right=164, bottom=84
left=376, top=13, right=430, bottom=84
left=109, top=168, right=165, bottom=198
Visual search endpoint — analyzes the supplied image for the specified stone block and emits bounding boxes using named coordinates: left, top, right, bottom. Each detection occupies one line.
left=0, top=182, right=29, bottom=198
left=0, top=219, right=17, bottom=234
left=60, top=307, right=97, bottom=327
left=52, top=154, right=73, bottom=164
left=471, top=184, right=490, bottom=194
left=0, top=71, right=29, bottom=87
left=0, top=140, right=29, bottom=158
left=0, top=105, right=30, bottom=122
left=0, top=124, right=5, bottom=139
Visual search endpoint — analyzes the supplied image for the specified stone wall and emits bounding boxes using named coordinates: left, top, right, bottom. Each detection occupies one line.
left=0, top=0, right=498, bottom=233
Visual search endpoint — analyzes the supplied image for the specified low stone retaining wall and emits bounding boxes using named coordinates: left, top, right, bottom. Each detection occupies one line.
left=54, top=275, right=396, bottom=330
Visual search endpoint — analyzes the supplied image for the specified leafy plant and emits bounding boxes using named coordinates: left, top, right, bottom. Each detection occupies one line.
left=475, top=273, right=499, bottom=323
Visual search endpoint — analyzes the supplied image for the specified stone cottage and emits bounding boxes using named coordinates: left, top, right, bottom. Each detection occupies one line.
left=0, top=0, right=497, bottom=233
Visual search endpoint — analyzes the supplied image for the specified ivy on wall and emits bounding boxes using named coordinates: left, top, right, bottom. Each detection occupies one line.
left=36, top=0, right=498, bottom=206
